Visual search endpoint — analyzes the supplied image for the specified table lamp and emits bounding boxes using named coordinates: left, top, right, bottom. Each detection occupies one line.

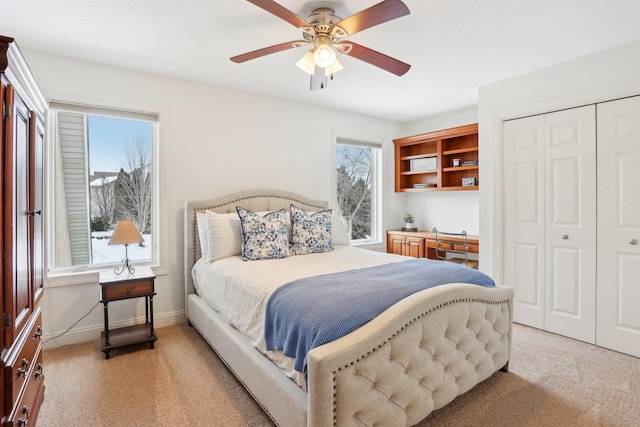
left=108, top=220, right=144, bottom=275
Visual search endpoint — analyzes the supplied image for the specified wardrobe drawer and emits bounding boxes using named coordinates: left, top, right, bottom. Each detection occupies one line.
left=5, top=310, right=43, bottom=406
left=7, top=349, right=45, bottom=427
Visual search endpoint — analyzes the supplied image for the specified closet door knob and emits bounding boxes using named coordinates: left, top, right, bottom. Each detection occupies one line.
left=631, top=239, right=638, bottom=245
left=561, top=234, right=568, bottom=240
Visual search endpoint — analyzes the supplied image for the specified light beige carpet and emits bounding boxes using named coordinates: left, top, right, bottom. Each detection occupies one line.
left=39, top=323, right=639, bottom=426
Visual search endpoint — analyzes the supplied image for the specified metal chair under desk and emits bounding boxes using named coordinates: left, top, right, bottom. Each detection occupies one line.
left=432, top=227, right=479, bottom=269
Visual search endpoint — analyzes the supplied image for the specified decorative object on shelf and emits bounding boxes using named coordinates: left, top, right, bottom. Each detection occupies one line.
left=410, top=157, right=437, bottom=172
left=462, top=177, right=477, bottom=186
left=452, top=158, right=461, bottom=167
left=462, top=160, right=478, bottom=166
left=403, top=213, right=415, bottom=230
left=108, top=220, right=144, bottom=275
left=413, top=183, right=436, bottom=189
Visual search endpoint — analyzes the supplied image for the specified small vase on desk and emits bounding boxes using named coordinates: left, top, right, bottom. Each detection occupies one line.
left=405, top=223, right=414, bottom=229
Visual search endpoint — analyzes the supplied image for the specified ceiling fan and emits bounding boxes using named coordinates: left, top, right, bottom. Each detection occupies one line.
left=230, top=0, right=411, bottom=90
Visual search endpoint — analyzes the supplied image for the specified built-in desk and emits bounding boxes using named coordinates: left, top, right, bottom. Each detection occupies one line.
left=386, top=230, right=479, bottom=262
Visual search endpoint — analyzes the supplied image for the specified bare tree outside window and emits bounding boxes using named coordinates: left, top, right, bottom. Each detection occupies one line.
left=113, top=140, right=153, bottom=237
left=90, top=177, right=116, bottom=231
left=336, top=144, right=374, bottom=240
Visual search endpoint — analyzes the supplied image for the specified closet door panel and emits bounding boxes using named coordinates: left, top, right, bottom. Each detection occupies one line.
left=548, top=246, right=580, bottom=314
left=504, top=116, right=545, bottom=328
left=596, top=95, right=640, bottom=357
left=543, top=105, right=596, bottom=343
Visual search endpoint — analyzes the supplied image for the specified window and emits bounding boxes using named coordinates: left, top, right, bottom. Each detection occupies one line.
left=335, top=139, right=382, bottom=244
left=48, top=102, right=159, bottom=272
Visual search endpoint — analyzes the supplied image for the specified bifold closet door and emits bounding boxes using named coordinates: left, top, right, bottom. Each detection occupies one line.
left=543, top=106, right=596, bottom=343
left=504, top=105, right=596, bottom=343
left=504, top=115, right=545, bottom=328
left=596, top=95, right=640, bottom=357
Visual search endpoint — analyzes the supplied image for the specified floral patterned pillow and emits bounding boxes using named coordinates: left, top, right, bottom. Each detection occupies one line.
left=236, top=207, right=290, bottom=261
left=289, top=204, right=333, bottom=255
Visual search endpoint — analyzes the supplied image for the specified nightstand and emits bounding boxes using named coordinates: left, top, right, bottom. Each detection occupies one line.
left=99, top=266, right=157, bottom=359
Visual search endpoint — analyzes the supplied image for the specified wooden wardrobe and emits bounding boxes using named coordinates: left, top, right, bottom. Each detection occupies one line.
left=1, top=35, right=46, bottom=426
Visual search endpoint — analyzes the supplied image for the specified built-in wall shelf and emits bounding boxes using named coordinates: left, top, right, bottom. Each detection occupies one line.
left=393, top=123, right=479, bottom=192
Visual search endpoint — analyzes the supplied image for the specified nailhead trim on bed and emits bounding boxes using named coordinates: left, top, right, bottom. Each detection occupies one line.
left=331, top=297, right=511, bottom=426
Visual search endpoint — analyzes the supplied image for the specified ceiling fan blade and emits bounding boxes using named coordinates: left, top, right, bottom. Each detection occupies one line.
left=340, top=42, right=411, bottom=76
left=247, top=0, right=311, bottom=28
left=230, top=41, right=308, bottom=63
left=332, top=0, right=409, bottom=38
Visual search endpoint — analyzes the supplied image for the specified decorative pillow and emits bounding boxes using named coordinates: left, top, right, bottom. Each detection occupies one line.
left=196, top=212, right=209, bottom=256
left=331, top=209, right=351, bottom=246
left=236, top=207, right=290, bottom=261
left=205, top=211, right=243, bottom=261
left=289, top=204, right=333, bottom=255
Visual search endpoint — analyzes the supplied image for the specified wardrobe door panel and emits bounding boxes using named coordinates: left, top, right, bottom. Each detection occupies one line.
left=596, top=95, right=640, bottom=357
left=4, top=89, right=33, bottom=347
left=504, top=115, right=545, bottom=328
left=544, top=105, right=596, bottom=343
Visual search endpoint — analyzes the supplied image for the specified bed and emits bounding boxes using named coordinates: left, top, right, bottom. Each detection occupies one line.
left=184, top=189, right=513, bottom=427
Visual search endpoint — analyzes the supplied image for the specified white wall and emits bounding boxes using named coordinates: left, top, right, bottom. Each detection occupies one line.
left=479, top=40, right=640, bottom=284
left=26, top=50, right=406, bottom=347
left=401, top=106, right=480, bottom=234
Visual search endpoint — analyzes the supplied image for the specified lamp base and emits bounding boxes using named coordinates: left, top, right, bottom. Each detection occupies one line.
left=113, top=258, right=136, bottom=274
left=114, top=258, right=135, bottom=275
left=114, top=244, right=135, bottom=275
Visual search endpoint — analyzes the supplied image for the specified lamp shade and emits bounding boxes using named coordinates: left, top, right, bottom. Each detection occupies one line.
left=108, top=220, right=144, bottom=245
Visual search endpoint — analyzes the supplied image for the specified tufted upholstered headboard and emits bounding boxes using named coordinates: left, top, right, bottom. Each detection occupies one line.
left=184, top=189, right=328, bottom=301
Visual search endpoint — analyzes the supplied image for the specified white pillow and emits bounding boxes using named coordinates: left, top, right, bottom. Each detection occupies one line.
left=332, top=209, right=351, bottom=246
left=205, top=211, right=243, bottom=262
left=196, top=212, right=209, bottom=255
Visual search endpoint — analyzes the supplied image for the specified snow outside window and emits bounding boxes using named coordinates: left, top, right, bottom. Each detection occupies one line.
left=48, top=102, right=159, bottom=273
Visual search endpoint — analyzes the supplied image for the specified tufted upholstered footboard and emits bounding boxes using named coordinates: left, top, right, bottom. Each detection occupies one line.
left=185, top=190, right=513, bottom=427
left=307, top=283, right=513, bottom=427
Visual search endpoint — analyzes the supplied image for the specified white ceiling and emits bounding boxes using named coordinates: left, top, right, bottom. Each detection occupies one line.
left=2, top=0, right=640, bottom=122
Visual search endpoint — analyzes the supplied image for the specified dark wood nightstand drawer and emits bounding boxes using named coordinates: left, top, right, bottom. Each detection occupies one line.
left=102, top=278, right=153, bottom=301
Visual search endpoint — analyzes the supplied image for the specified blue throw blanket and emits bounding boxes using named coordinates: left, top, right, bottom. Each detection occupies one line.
left=264, top=258, right=495, bottom=377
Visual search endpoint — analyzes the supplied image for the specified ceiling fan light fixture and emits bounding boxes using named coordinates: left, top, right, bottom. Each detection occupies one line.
left=324, top=57, right=344, bottom=77
left=313, top=44, right=337, bottom=68
left=296, top=51, right=316, bottom=75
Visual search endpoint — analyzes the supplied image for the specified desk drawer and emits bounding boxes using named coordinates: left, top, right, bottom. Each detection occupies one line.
left=453, top=242, right=479, bottom=253
left=102, top=278, right=153, bottom=300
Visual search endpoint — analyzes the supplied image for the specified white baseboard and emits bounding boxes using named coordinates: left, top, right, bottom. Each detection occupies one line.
left=42, top=310, right=186, bottom=350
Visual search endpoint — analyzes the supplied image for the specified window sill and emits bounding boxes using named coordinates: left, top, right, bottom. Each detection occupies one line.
left=46, top=265, right=167, bottom=289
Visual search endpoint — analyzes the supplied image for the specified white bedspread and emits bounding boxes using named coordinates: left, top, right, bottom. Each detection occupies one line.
left=191, top=245, right=409, bottom=387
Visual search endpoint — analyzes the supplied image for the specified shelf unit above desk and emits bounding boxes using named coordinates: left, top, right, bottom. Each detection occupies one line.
left=393, top=123, right=479, bottom=192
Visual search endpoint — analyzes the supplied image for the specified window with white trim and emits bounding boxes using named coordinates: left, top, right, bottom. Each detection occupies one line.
left=48, top=102, right=159, bottom=273
left=335, top=139, right=382, bottom=244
